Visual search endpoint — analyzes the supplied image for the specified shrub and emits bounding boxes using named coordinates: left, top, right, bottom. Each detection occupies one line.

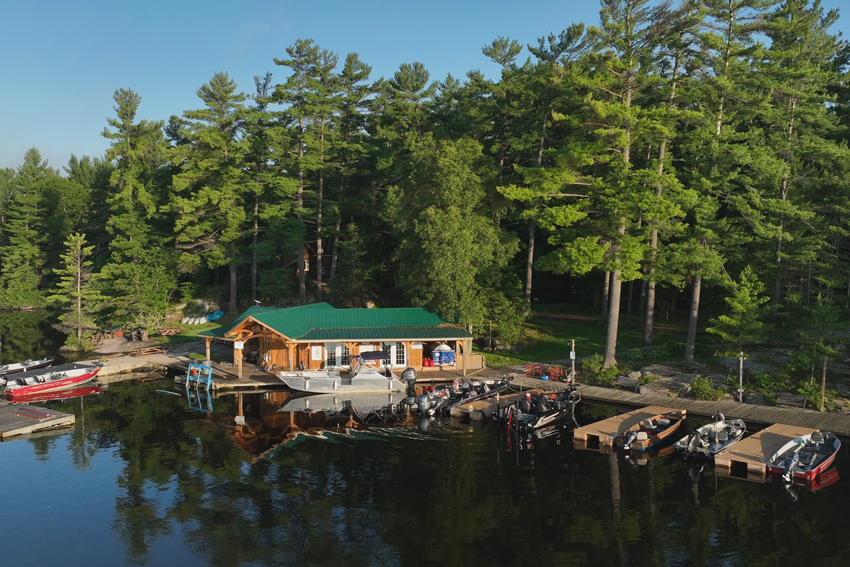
left=619, top=348, right=644, bottom=360
left=796, top=382, right=839, bottom=411
left=581, top=353, right=604, bottom=376
left=596, top=365, right=619, bottom=386
left=691, top=377, right=725, bottom=401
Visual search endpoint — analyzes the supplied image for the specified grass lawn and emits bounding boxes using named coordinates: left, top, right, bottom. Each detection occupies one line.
left=155, top=315, right=238, bottom=348
left=475, top=314, right=687, bottom=368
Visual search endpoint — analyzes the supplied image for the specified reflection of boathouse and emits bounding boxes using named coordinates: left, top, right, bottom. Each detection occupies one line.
left=199, top=303, right=480, bottom=374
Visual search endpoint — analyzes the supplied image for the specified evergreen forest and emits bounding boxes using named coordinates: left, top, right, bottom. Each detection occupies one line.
left=2, top=0, right=850, bottom=369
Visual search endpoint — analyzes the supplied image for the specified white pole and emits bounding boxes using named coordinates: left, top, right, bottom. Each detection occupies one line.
left=738, top=351, right=744, bottom=403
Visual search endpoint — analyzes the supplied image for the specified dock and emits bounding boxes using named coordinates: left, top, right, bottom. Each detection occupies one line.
left=714, top=423, right=818, bottom=477
left=0, top=401, right=75, bottom=440
left=509, top=376, right=850, bottom=437
left=572, top=405, right=685, bottom=448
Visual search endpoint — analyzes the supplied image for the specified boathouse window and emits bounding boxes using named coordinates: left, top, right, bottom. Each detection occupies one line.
left=324, top=343, right=350, bottom=368
left=381, top=342, right=407, bottom=367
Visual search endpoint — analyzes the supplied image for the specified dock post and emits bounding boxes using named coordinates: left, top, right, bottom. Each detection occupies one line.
left=738, top=351, right=744, bottom=402
left=570, top=340, right=576, bottom=384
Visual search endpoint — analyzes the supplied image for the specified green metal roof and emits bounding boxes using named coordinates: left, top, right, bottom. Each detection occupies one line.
left=199, top=304, right=472, bottom=341
left=298, top=326, right=471, bottom=341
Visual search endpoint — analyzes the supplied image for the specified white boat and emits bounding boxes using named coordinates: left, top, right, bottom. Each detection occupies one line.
left=674, top=413, right=746, bottom=457
left=0, top=357, right=54, bottom=382
left=278, top=391, right=407, bottom=413
left=277, top=351, right=405, bottom=394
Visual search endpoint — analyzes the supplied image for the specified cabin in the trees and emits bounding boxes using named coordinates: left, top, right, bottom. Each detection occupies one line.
left=198, top=303, right=480, bottom=374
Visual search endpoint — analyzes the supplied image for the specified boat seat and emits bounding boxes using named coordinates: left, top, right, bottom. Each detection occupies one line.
left=717, top=430, right=728, bottom=443
left=811, top=431, right=824, bottom=445
left=641, top=419, right=654, bottom=431
left=657, top=418, right=670, bottom=426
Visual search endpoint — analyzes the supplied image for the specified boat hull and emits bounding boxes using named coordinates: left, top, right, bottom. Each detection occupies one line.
left=5, top=367, right=100, bottom=399
left=279, top=375, right=405, bottom=394
left=674, top=418, right=747, bottom=457
left=765, top=431, right=841, bottom=482
left=9, top=385, right=101, bottom=404
left=766, top=449, right=839, bottom=482
left=0, top=357, right=54, bottom=377
left=617, top=412, right=686, bottom=451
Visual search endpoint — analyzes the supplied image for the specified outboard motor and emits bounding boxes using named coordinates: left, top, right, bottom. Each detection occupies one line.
left=417, top=393, right=434, bottom=414
left=402, top=367, right=418, bottom=398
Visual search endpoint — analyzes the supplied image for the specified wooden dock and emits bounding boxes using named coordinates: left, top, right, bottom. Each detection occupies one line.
left=714, top=423, right=818, bottom=477
left=509, top=376, right=850, bottom=437
left=573, top=405, right=685, bottom=447
left=0, top=401, right=76, bottom=440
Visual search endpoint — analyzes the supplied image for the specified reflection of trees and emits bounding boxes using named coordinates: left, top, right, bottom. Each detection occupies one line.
left=0, top=310, right=62, bottom=363
left=20, top=381, right=850, bottom=566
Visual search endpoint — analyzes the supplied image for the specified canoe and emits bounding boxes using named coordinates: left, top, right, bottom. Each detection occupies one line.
left=674, top=413, right=747, bottom=457
left=765, top=430, right=841, bottom=482
left=4, top=364, right=101, bottom=399
left=617, top=411, right=686, bottom=451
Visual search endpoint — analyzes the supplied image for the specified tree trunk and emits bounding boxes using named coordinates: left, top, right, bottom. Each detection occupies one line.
left=525, top=221, right=535, bottom=310
left=251, top=196, right=258, bottom=304
left=684, top=276, right=702, bottom=365
left=229, top=258, right=238, bottom=315
left=603, top=270, right=623, bottom=368
left=627, top=280, right=634, bottom=320
left=602, top=271, right=611, bottom=319
left=317, top=172, right=324, bottom=303
left=297, top=118, right=307, bottom=305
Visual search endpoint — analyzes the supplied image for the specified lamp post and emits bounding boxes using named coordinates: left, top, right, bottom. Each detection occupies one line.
left=738, top=351, right=744, bottom=403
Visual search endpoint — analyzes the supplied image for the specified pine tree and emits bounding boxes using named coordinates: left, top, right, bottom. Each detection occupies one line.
left=169, top=72, right=248, bottom=314
left=706, top=266, right=772, bottom=350
left=48, top=233, right=100, bottom=345
left=0, top=148, right=52, bottom=308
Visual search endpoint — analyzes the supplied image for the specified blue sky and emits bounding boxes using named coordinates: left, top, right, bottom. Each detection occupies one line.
left=2, top=0, right=847, bottom=171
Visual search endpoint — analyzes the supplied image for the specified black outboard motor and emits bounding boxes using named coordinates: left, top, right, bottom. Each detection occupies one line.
left=417, top=393, right=433, bottom=413
left=402, top=367, right=418, bottom=398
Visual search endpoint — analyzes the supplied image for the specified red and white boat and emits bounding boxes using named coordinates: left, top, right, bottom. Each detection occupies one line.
left=9, top=385, right=101, bottom=404
left=3, top=363, right=100, bottom=400
left=766, top=430, right=841, bottom=482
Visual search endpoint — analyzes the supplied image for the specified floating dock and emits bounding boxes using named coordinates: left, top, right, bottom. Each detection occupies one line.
left=0, top=401, right=76, bottom=440
left=573, top=405, right=686, bottom=448
left=714, top=423, right=819, bottom=477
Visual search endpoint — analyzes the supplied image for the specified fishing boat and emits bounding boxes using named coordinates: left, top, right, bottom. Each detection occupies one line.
left=415, top=378, right=511, bottom=415
left=497, top=388, right=580, bottom=430
left=765, top=430, right=841, bottom=482
left=617, top=410, right=686, bottom=451
left=4, top=363, right=101, bottom=399
left=674, top=412, right=747, bottom=458
left=9, top=385, right=101, bottom=404
left=0, top=357, right=54, bottom=381
left=278, top=391, right=406, bottom=414
left=277, top=350, right=405, bottom=394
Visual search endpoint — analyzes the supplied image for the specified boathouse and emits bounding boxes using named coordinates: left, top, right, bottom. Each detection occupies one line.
left=198, top=303, right=480, bottom=374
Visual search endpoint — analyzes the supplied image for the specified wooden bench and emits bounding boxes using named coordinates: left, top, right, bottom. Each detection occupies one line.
left=776, top=392, right=807, bottom=408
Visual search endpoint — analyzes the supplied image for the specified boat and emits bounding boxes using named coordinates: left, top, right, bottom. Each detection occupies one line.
left=415, top=378, right=511, bottom=415
left=0, top=357, right=54, bottom=380
left=4, top=363, right=101, bottom=399
left=497, top=387, right=580, bottom=430
left=278, top=391, right=407, bottom=414
left=9, top=385, right=101, bottom=404
left=617, top=410, right=686, bottom=451
left=277, top=350, right=405, bottom=394
left=674, top=412, right=747, bottom=457
left=765, top=430, right=841, bottom=482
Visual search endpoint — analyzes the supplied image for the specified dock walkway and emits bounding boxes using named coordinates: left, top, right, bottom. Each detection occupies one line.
left=0, top=401, right=75, bottom=440
left=509, top=376, right=850, bottom=437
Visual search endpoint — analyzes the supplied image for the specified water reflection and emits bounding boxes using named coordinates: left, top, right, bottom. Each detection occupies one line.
left=1, top=379, right=849, bottom=567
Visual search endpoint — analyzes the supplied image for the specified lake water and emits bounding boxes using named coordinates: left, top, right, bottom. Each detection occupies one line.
left=1, top=376, right=848, bottom=567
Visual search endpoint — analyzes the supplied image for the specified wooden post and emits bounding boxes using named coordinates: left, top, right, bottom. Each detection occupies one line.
left=738, top=351, right=745, bottom=403
left=287, top=343, right=295, bottom=371
left=821, top=356, right=828, bottom=412
left=461, top=340, right=466, bottom=377
left=205, top=338, right=211, bottom=362
left=571, top=339, right=576, bottom=383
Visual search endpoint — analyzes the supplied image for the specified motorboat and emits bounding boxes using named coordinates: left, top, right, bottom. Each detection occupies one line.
left=766, top=430, right=841, bottom=482
left=4, top=363, right=101, bottom=399
left=617, top=410, right=686, bottom=451
left=414, top=378, right=511, bottom=415
left=277, top=351, right=405, bottom=394
left=278, top=391, right=407, bottom=414
left=674, top=412, right=747, bottom=457
left=497, top=388, right=580, bottom=430
left=0, top=357, right=54, bottom=381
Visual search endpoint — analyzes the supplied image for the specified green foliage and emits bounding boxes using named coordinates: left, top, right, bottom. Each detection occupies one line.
left=596, top=365, right=620, bottom=386
left=581, top=353, right=604, bottom=376
left=706, top=267, right=772, bottom=350
left=47, top=233, right=101, bottom=340
left=796, top=381, right=838, bottom=411
left=690, top=377, right=725, bottom=401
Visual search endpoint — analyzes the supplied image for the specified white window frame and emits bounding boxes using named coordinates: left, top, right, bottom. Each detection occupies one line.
left=324, top=342, right=351, bottom=368
left=381, top=342, right=407, bottom=368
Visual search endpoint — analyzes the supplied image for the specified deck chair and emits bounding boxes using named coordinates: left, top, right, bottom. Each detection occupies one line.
left=641, top=419, right=654, bottom=432
left=811, top=431, right=824, bottom=446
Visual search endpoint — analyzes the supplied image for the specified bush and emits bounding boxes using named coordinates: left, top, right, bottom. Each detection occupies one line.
left=619, top=348, right=644, bottom=360
left=691, top=377, right=725, bottom=401
left=581, top=353, right=604, bottom=376
left=796, top=382, right=839, bottom=411
left=596, top=366, right=619, bottom=386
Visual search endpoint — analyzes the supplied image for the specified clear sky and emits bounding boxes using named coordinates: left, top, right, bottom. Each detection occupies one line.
left=1, top=0, right=847, bottom=171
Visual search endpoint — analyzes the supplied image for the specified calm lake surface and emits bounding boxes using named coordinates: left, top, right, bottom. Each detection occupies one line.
left=2, top=377, right=849, bottom=567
